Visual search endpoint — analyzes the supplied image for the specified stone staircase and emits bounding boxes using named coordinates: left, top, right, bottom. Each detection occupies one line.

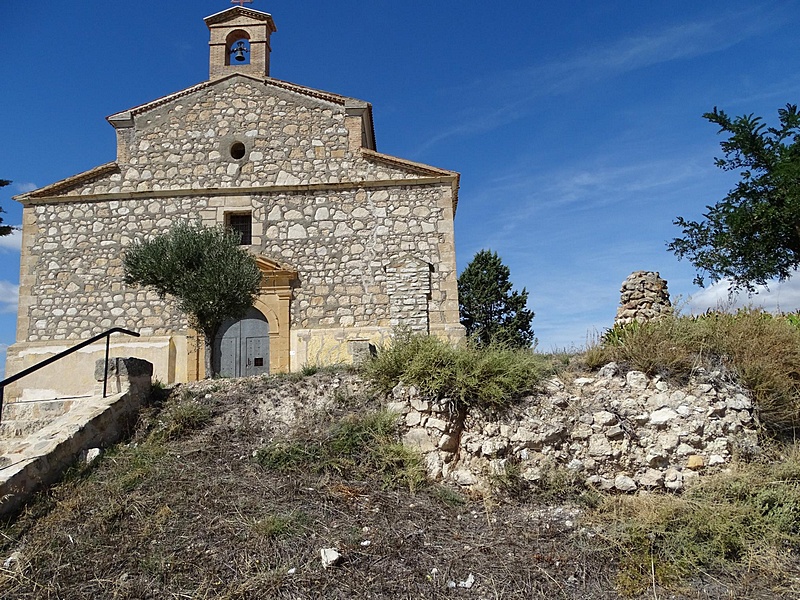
left=0, top=397, right=90, bottom=451
left=0, top=358, right=153, bottom=516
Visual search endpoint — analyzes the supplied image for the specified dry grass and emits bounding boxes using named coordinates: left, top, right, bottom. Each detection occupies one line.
left=586, top=310, right=800, bottom=433
left=591, top=443, right=800, bottom=597
left=2, top=370, right=799, bottom=599
left=0, top=375, right=625, bottom=600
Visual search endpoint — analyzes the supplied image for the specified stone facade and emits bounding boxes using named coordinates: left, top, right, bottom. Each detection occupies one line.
left=6, top=6, right=463, bottom=400
left=614, top=270, right=672, bottom=327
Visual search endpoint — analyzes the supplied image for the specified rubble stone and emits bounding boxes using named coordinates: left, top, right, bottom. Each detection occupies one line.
left=390, top=364, right=758, bottom=492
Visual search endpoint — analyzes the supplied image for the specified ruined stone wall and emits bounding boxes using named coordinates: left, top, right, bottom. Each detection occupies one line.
left=390, top=364, right=758, bottom=493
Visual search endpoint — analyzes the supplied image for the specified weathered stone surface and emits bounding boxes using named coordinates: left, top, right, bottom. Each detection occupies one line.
left=402, top=428, right=436, bottom=453
left=0, top=359, right=153, bottom=517
left=598, top=362, right=619, bottom=378
left=94, top=357, right=154, bottom=380
left=615, top=271, right=672, bottom=327
left=638, top=468, right=664, bottom=487
left=593, top=411, right=617, bottom=426
left=588, top=434, right=614, bottom=457
left=686, top=455, right=705, bottom=470
left=389, top=362, right=759, bottom=492
left=320, top=548, right=341, bottom=569
left=626, top=371, right=649, bottom=390
left=614, top=474, right=637, bottom=492
left=650, top=407, right=679, bottom=426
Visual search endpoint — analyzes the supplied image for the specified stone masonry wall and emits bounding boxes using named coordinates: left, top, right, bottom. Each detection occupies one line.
left=21, top=183, right=454, bottom=341
left=58, top=78, right=427, bottom=197
left=17, top=75, right=460, bottom=346
left=390, top=364, right=758, bottom=493
left=385, top=256, right=432, bottom=332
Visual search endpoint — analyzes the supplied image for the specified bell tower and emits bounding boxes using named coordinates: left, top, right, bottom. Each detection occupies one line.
left=205, top=2, right=277, bottom=81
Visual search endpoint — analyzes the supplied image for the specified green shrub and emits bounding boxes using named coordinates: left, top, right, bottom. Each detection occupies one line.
left=254, top=410, right=426, bottom=492
left=361, top=331, right=553, bottom=410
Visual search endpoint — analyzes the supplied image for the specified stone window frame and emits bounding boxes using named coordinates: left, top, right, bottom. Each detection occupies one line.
left=220, top=134, right=250, bottom=163
left=225, top=211, right=253, bottom=245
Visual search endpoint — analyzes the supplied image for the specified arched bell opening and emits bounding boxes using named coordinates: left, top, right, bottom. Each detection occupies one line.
left=213, top=306, right=270, bottom=378
left=225, top=29, right=252, bottom=65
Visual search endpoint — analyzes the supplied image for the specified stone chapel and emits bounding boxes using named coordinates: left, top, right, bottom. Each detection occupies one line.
left=6, top=4, right=463, bottom=400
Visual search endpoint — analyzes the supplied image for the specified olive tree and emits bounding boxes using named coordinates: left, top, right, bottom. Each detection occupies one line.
left=123, top=222, right=262, bottom=377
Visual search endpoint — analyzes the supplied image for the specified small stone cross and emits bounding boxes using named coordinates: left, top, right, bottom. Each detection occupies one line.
left=231, top=0, right=253, bottom=6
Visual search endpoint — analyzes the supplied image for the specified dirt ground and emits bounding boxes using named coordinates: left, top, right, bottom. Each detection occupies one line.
left=0, top=373, right=796, bottom=599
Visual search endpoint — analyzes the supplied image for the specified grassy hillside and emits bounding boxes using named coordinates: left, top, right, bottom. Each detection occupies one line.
left=3, top=313, right=800, bottom=598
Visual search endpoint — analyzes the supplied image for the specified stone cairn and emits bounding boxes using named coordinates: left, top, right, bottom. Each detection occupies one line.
left=614, top=271, right=672, bottom=327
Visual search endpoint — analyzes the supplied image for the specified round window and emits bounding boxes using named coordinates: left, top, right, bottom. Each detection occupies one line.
left=230, top=142, right=246, bottom=160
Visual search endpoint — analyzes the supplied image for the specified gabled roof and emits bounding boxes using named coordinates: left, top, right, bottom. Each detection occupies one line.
left=204, top=6, right=276, bottom=29
left=107, top=74, right=357, bottom=122
left=105, top=73, right=378, bottom=151
left=15, top=162, right=120, bottom=200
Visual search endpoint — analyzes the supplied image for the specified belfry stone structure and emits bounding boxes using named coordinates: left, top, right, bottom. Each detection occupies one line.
left=6, top=4, right=463, bottom=400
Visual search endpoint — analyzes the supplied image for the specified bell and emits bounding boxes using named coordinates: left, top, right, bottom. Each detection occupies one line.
left=232, top=41, right=248, bottom=62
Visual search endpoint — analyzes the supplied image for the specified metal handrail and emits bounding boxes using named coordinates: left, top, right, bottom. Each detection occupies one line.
left=0, top=327, right=140, bottom=423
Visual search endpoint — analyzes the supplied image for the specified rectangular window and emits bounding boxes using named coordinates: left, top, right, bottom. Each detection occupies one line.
left=227, top=212, right=252, bottom=245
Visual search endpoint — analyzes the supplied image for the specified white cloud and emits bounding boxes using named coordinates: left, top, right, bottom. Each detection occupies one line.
left=0, top=228, right=22, bottom=252
left=0, top=281, right=19, bottom=314
left=14, top=182, right=37, bottom=194
left=419, top=9, right=774, bottom=150
left=687, top=277, right=800, bottom=314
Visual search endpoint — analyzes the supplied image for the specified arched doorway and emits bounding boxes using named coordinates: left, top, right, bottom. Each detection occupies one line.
left=213, top=306, right=270, bottom=377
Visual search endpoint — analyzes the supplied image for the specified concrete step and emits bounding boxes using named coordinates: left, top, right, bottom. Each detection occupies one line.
left=0, top=418, right=57, bottom=439
left=0, top=397, right=94, bottom=441
left=1, top=398, right=85, bottom=424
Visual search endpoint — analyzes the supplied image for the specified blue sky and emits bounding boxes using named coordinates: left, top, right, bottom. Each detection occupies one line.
left=2, top=0, right=800, bottom=376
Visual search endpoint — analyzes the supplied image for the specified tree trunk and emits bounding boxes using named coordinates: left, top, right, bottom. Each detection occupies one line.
left=204, top=335, right=214, bottom=379
left=202, top=324, right=221, bottom=379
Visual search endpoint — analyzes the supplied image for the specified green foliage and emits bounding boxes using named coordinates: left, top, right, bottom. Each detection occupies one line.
left=587, top=310, right=800, bottom=432
left=0, top=179, right=13, bottom=237
left=428, top=484, right=466, bottom=507
left=252, top=511, right=310, bottom=539
left=670, top=104, right=800, bottom=290
left=362, top=331, right=552, bottom=409
left=255, top=410, right=426, bottom=492
left=458, top=249, right=535, bottom=348
left=123, top=222, right=261, bottom=376
left=596, top=445, right=800, bottom=595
